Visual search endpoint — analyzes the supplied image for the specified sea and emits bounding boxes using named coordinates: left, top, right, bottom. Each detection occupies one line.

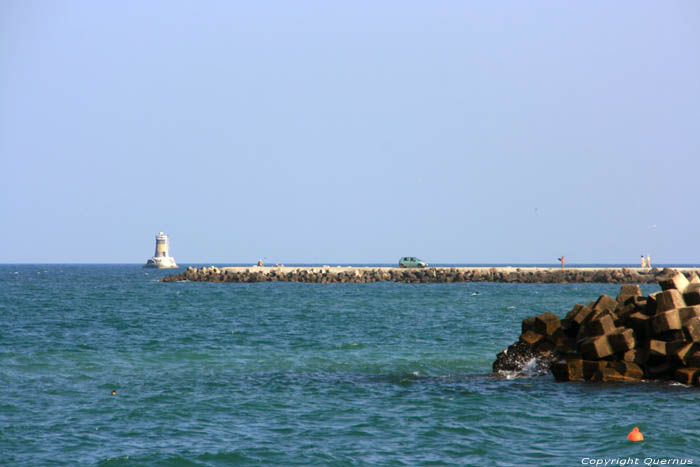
left=1, top=264, right=698, bottom=466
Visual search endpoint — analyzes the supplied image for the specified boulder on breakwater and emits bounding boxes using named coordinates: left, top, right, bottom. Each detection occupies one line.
left=492, top=270, right=700, bottom=386
left=160, top=266, right=679, bottom=284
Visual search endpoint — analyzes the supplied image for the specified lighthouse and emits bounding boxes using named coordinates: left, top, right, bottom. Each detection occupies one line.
left=144, top=232, right=179, bottom=269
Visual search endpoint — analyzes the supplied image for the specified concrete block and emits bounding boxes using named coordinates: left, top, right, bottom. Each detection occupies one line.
left=533, top=312, right=562, bottom=336
left=647, top=339, right=669, bottom=363
left=558, top=337, right=578, bottom=354
left=610, top=361, right=644, bottom=380
left=563, top=304, right=593, bottom=333
left=655, top=290, right=685, bottom=313
left=642, top=293, right=658, bottom=316
left=593, top=367, right=642, bottom=383
left=551, top=358, right=584, bottom=382
left=608, top=328, right=636, bottom=353
left=683, top=317, right=700, bottom=342
left=585, top=314, right=616, bottom=337
left=632, top=296, right=648, bottom=311
left=559, top=350, right=581, bottom=361
left=645, top=361, right=674, bottom=380
left=621, top=348, right=648, bottom=365
left=593, top=294, right=618, bottom=313
left=669, top=341, right=689, bottom=356
left=650, top=308, right=682, bottom=334
left=521, top=316, right=537, bottom=334
left=626, top=313, right=650, bottom=339
left=657, top=330, right=686, bottom=342
left=683, top=283, right=700, bottom=306
left=674, top=368, right=700, bottom=386
left=686, top=352, right=700, bottom=368
left=688, top=272, right=700, bottom=288
left=520, top=330, right=544, bottom=346
left=658, top=271, right=690, bottom=292
left=679, top=305, right=700, bottom=323
left=583, top=360, right=609, bottom=380
left=614, top=302, right=636, bottom=325
left=591, top=368, right=621, bottom=382
left=648, top=340, right=686, bottom=368
left=615, top=299, right=637, bottom=316
left=580, top=335, right=614, bottom=360
left=550, top=361, right=569, bottom=381
left=550, top=329, right=576, bottom=353
left=534, top=339, right=555, bottom=354
left=674, top=342, right=700, bottom=365
left=617, top=285, right=642, bottom=303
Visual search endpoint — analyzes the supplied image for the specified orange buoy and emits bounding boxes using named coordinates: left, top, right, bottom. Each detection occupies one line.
left=627, top=427, right=644, bottom=441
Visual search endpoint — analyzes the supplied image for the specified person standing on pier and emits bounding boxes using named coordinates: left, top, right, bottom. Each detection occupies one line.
left=641, top=255, right=646, bottom=268
left=558, top=256, right=565, bottom=269
left=647, top=255, right=652, bottom=268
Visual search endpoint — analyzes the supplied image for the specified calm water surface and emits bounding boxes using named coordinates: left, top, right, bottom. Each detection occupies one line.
left=1, top=265, right=698, bottom=466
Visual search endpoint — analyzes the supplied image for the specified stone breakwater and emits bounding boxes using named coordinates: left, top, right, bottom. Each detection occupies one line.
left=160, top=266, right=695, bottom=284
left=493, top=270, right=700, bottom=386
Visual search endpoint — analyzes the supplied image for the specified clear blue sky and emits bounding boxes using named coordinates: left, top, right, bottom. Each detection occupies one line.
left=2, top=1, right=699, bottom=264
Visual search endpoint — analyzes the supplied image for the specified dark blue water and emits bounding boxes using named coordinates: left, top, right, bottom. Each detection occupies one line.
left=1, top=265, right=698, bottom=466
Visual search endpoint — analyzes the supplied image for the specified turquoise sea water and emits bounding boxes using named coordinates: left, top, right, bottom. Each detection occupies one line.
left=1, top=265, right=698, bottom=466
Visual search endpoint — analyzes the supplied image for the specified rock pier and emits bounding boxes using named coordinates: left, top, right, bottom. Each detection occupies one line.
left=493, top=270, right=700, bottom=386
left=161, top=266, right=696, bottom=284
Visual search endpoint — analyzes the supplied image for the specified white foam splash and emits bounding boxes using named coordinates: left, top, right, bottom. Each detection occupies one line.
left=495, top=356, right=550, bottom=379
left=521, top=358, right=540, bottom=376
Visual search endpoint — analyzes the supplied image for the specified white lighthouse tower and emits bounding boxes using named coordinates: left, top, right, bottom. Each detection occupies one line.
left=144, top=232, right=179, bottom=269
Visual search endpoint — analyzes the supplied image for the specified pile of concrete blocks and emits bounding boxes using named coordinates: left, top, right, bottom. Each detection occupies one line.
left=162, top=266, right=665, bottom=284
left=493, top=270, right=700, bottom=386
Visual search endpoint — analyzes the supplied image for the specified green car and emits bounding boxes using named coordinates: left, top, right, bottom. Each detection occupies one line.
left=398, top=257, right=428, bottom=268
